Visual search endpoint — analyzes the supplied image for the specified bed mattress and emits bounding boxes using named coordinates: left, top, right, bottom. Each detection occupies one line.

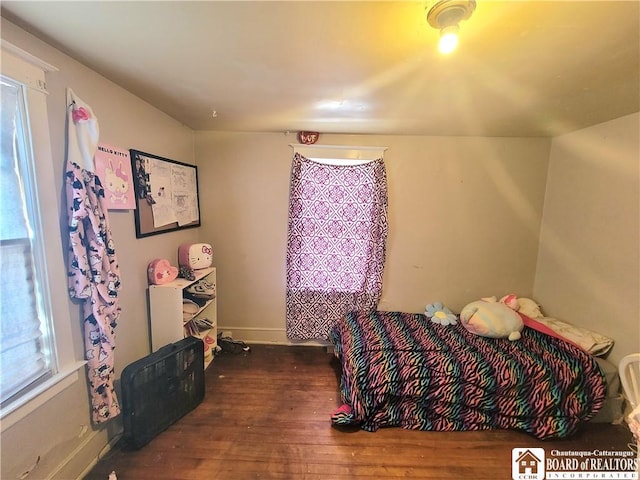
left=329, top=310, right=606, bottom=439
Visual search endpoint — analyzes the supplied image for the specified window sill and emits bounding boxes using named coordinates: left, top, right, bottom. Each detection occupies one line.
left=0, top=360, right=86, bottom=432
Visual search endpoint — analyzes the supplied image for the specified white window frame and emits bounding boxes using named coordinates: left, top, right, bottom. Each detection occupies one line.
left=1, top=40, right=85, bottom=430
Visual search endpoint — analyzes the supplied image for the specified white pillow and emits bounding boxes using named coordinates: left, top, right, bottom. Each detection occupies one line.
left=517, top=297, right=544, bottom=319
left=534, top=317, right=614, bottom=357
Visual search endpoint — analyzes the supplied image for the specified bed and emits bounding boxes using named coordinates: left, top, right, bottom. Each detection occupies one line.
left=329, top=310, right=607, bottom=440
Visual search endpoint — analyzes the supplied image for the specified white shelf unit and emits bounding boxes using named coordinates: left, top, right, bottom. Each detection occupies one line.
left=148, top=267, right=217, bottom=368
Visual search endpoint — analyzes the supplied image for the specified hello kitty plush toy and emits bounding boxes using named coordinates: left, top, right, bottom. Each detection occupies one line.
left=177, top=243, right=213, bottom=280
left=178, top=243, right=213, bottom=270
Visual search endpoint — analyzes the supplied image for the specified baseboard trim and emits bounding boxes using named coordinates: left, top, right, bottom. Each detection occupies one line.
left=218, top=325, right=329, bottom=347
left=67, top=431, right=121, bottom=480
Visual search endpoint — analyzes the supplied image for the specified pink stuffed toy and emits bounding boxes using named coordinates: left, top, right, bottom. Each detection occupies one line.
left=500, top=294, right=519, bottom=311
left=147, top=258, right=178, bottom=285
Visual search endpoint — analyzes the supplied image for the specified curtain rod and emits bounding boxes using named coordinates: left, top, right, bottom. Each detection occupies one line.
left=288, top=144, right=388, bottom=151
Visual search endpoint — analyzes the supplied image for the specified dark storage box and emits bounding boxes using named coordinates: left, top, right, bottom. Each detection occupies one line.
left=121, top=337, right=205, bottom=449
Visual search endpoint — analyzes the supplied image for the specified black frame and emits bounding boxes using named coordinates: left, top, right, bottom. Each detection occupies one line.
left=130, top=149, right=200, bottom=238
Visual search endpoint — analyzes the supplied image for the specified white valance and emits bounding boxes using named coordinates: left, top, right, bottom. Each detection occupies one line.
left=289, top=144, right=387, bottom=165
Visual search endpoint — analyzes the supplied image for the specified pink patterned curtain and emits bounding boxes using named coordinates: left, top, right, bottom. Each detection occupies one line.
left=286, top=153, right=388, bottom=340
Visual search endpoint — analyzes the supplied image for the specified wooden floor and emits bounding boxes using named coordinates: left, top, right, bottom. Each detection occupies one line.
left=85, top=344, right=634, bottom=480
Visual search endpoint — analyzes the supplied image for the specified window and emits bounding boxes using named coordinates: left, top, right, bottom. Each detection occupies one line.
left=0, top=71, right=57, bottom=404
left=0, top=41, right=82, bottom=427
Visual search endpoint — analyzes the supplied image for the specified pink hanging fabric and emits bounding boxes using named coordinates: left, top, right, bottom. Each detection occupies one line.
left=285, top=153, right=388, bottom=340
left=65, top=89, right=122, bottom=423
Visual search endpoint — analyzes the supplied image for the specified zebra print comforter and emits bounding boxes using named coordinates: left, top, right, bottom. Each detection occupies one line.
left=329, top=310, right=606, bottom=439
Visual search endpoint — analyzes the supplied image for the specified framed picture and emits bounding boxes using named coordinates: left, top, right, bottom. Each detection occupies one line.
left=130, top=149, right=200, bottom=238
left=95, top=143, right=136, bottom=210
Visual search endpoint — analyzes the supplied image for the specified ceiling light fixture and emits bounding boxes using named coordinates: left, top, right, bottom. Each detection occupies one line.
left=426, top=0, right=476, bottom=54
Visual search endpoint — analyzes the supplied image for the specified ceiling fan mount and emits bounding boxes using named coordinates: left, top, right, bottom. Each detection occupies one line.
left=426, top=0, right=476, bottom=29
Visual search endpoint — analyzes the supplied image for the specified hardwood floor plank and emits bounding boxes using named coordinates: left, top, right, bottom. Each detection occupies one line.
left=84, top=345, right=635, bottom=480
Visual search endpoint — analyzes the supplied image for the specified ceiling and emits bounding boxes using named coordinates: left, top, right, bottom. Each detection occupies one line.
left=1, top=1, right=639, bottom=137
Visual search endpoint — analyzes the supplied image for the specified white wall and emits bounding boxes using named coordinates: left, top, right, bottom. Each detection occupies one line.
left=1, top=18, right=200, bottom=480
left=195, top=131, right=551, bottom=343
left=534, top=112, right=640, bottom=365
